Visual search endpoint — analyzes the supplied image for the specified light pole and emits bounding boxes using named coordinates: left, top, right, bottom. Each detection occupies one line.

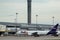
left=52, top=16, right=54, bottom=25
left=36, top=15, right=38, bottom=30
left=16, top=13, right=18, bottom=32
left=16, top=13, right=18, bottom=23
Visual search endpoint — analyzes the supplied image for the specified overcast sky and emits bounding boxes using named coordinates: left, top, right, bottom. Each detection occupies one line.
left=0, top=0, right=60, bottom=25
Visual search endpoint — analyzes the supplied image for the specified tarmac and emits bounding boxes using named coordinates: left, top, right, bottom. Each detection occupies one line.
left=0, top=35, right=60, bottom=40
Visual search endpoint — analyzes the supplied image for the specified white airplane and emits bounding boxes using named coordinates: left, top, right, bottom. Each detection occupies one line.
left=16, top=24, right=59, bottom=37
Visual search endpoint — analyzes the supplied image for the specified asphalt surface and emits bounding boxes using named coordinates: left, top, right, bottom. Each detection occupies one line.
left=0, top=36, right=60, bottom=40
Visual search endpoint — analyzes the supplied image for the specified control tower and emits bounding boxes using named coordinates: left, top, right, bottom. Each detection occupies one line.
left=27, top=0, right=31, bottom=25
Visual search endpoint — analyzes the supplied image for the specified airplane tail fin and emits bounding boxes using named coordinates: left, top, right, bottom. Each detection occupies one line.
left=47, top=24, right=59, bottom=36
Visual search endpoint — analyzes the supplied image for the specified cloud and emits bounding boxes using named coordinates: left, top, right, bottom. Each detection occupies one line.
left=0, top=2, right=27, bottom=15
left=31, top=0, right=60, bottom=24
left=0, top=0, right=60, bottom=24
left=0, top=0, right=26, bottom=3
left=32, top=0, right=48, bottom=3
left=0, top=2, right=27, bottom=23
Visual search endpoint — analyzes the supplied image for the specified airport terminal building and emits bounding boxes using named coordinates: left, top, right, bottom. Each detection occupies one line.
left=0, top=22, right=60, bottom=31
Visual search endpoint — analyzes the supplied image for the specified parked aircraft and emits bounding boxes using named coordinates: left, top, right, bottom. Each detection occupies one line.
left=16, top=24, right=59, bottom=37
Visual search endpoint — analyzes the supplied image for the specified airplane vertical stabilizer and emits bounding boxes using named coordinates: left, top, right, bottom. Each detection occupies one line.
left=47, top=24, right=59, bottom=36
